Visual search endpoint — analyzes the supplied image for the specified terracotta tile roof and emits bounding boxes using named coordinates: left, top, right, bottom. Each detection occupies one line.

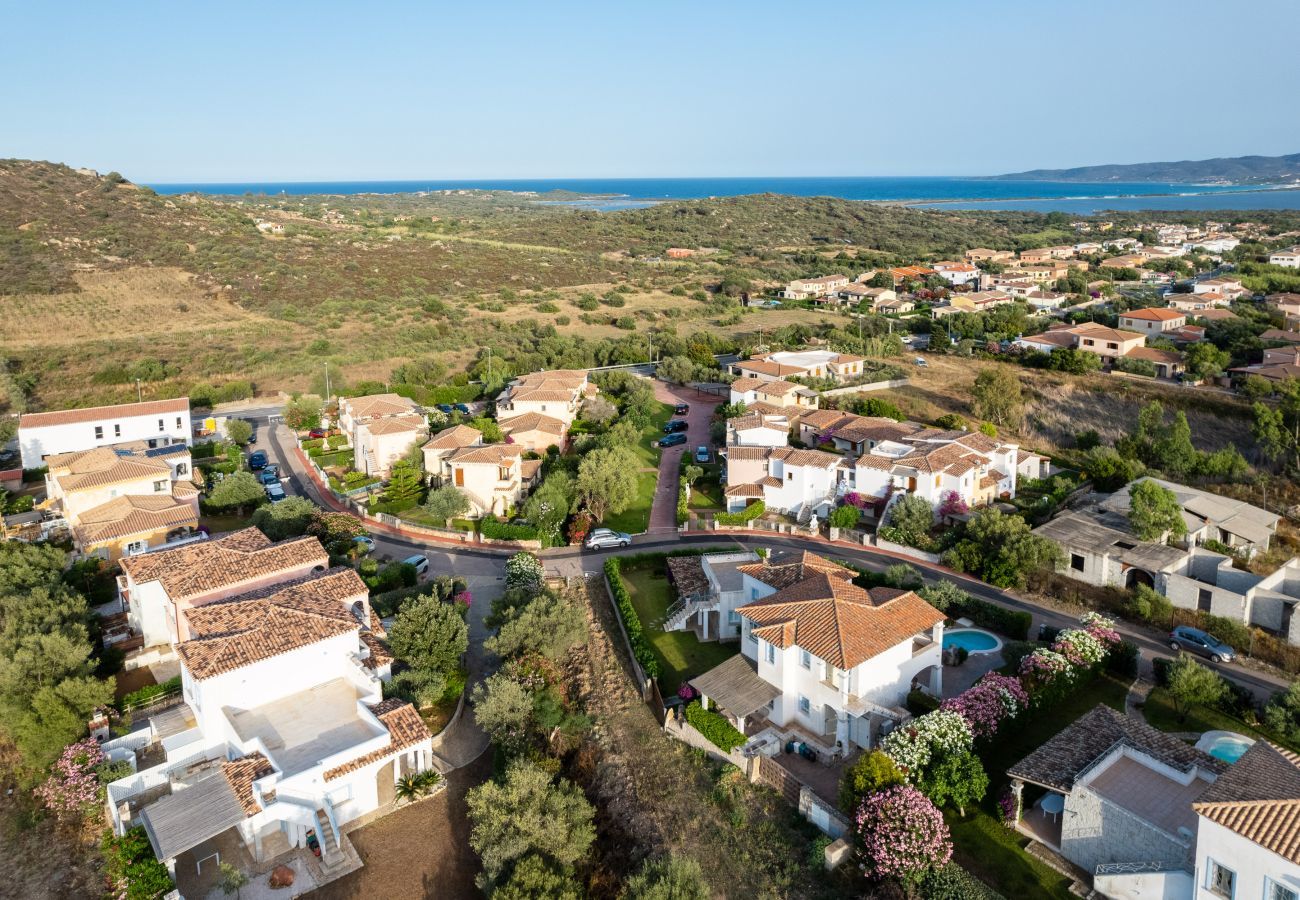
left=324, top=701, right=431, bottom=781
left=738, top=576, right=943, bottom=669
left=666, top=556, right=709, bottom=597
left=800, top=409, right=861, bottom=429
left=221, top=753, right=275, bottom=817
left=512, top=370, right=588, bottom=391
left=73, top=493, right=199, bottom=545
left=178, top=567, right=367, bottom=680
left=1193, top=742, right=1300, bottom=862
left=735, top=359, right=806, bottom=378
left=511, top=389, right=578, bottom=403
left=342, top=393, right=423, bottom=419
left=360, top=631, right=393, bottom=670
left=1121, top=307, right=1184, bottom=322
left=1125, top=347, right=1184, bottom=364
left=1008, top=705, right=1223, bottom=793
left=520, top=458, right=543, bottom=480
left=754, top=380, right=799, bottom=397
left=735, top=551, right=854, bottom=590
left=1193, top=308, right=1239, bottom=321
left=978, top=470, right=1005, bottom=489
left=832, top=353, right=865, bottom=364
left=502, top=412, right=567, bottom=435
left=449, top=444, right=521, bottom=465
left=724, top=483, right=764, bottom=498
left=730, top=376, right=770, bottom=394
left=363, top=416, right=425, bottom=435
left=423, top=424, right=483, bottom=451
left=51, top=447, right=174, bottom=493
left=20, top=397, right=189, bottom=429
left=120, top=528, right=328, bottom=602
left=724, top=446, right=774, bottom=461
left=1261, top=329, right=1300, bottom=344
left=769, top=447, right=842, bottom=469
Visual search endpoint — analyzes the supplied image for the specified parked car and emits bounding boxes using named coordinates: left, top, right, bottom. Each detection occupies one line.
left=435, top=404, right=454, bottom=414
left=659, top=433, right=688, bottom=448
left=1168, top=626, right=1235, bottom=663
left=308, top=428, right=328, bottom=439
left=402, top=554, right=430, bottom=577
left=694, top=445, right=710, bottom=463
left=259, top=469, right=279, bottom=486
left=914, top=357, right=928, bottom=367
left=353, top=536, right=376, bottom=554
left=662, top=420, right=689, bottom=434
left=453, top=403, right=471, bottom=414
left=265, top=484, right=287, bottom=503
left=585, top=528, right=631, bottom=550
left=248, top=450, right=268, bottom=470
left=674, top=403, right=690, bottom=415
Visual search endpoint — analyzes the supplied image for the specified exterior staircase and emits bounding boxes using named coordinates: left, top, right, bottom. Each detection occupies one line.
left=663, top=597, right=711, bottom=632
left=315, top=808, right=339, bottom=859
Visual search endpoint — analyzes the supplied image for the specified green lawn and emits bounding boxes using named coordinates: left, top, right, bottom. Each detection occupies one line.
left=618, top=560, right=737, bottom=694
left=687, top=463, right=724, bottom=510
left=200, top=512, right=253, bottom=535
left=633, top=401, right=675, bottom=468
left=947, top=810, right=1075, bottom=900
left=1142, top=686, right=1300, bottom=753
left=602, top=470, right=659, bottom=535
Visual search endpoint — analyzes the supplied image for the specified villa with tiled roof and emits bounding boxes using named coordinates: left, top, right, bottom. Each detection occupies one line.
left=732, top=348, right=867, bottom=384
left=338, top=393, right=429, bottom=479
left=685, top=549, right=944, bottom=756
left=44, top=441, right=202, bottom=561
left=103, top=539, right=433, bottom=879
left=495, top=369, right=595, bottom=430
left=119, top=527, right=330, bottom=648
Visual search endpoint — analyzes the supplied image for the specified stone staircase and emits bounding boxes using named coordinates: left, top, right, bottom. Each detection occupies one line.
left=315, top=808, right=340, bottom=861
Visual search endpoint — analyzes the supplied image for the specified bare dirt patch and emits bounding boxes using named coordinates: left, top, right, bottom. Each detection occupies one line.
left=0, top=267, right=268, bottom=348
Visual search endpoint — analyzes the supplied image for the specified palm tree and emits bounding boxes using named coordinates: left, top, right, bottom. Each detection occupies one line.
left=395, top=774, right=422, bottom=804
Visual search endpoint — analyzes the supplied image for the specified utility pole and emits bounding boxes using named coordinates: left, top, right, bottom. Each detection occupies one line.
left=486, top=347, right=492, bottom=384
left=324, top=363, right=331, bottom=403
left=135, top=379, right=142, bottom=402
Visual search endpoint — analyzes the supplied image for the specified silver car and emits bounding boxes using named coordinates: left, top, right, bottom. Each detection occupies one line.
left=585, top=528, right=631, bottom=550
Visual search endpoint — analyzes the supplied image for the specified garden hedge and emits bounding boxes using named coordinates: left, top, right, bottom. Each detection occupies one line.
left=480, top=517, right=540, bottom=541
left=950, top=596, right=1032, bottom=642
left=684, top=701, right=747, bottom=752
left=119, top=676, right=182, bottom=711
left=603, top=557, right=661, bottom=680
left=715, top=500, right=765, bottom=526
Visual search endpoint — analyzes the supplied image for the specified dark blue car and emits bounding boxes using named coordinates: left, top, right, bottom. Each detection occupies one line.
left=248, top=450, right=268, bottom=470
left=659, top=433, right=688, bottom=448
left=453, top=403, right=471, bottom=414
left=662, top=420, right=689, bottom=434
left=436, top=404, right=454, bottom=414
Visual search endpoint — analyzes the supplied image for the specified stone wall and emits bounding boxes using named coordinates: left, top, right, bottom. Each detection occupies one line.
left=1060, top=788, right=1192, bottom=875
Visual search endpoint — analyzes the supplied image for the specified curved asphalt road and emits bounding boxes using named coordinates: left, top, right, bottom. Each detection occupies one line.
left=245, top=408, right=1291, bottom=706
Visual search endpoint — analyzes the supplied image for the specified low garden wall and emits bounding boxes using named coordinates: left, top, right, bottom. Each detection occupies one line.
left=819, top=378, right=909, bottom=398
left=873, top=536, right=942, bottom=565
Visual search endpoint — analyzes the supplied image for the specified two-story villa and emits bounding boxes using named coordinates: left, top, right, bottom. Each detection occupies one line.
left=686, top=551, right=944, bottom=757
left=102, top=563, right=432, bottom=888
left=495, top=369, right=595, bottom=435
left=18, top=397, right=192, bottom=470
left=337, top=394, right=429, bottom=478
left=443, top=443, right=541, bottom=516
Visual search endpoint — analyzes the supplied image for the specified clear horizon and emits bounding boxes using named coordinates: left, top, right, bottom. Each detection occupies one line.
left=5, top=0, right=1299, bottom=182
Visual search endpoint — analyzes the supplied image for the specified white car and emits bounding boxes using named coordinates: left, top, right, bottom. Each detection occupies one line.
left=914, top=357, right=928, bottom=367
left=353, top=536, right=376, bottom=554
left=584, top=528, right=631, bottom=550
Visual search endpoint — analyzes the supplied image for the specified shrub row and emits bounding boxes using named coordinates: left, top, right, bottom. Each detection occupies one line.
left=715, top=500, right=765, bottom=526
left=951, top=595, right=1032, bottom=642
left=479, top=517, right=540, bottom=541
left=684, top=701, right=747, bottom=752
left=119, top=675, right=182, bottom=711
left=603, top=557, right=661, bottom=680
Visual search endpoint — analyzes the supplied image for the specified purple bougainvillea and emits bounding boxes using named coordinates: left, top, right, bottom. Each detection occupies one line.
left=855, top=784, right=952, bottom=885
left=940, top=673, right=1029, bottom=739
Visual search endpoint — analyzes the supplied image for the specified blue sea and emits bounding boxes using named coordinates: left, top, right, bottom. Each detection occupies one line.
left=145, top=175, right=1300, bottom=213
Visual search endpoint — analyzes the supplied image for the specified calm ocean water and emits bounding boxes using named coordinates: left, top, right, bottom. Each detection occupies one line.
left=145, top=176, right=1300, bottom=212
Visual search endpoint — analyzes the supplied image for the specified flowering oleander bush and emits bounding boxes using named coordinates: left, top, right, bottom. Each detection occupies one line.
left=1019, top=648, right=1076, bottom=690
left=677, top=683, right=698, bottom=702
left=941, top=673, right=1029, bottom=739
left=855, top=785, right=952, bottom=885
left=1081, top=611, right=1121, bottom=647
left=35, top=738, right=107, bottom=821
left=1052, top=628, right=1108, bottom=667
left=842, top=491, right=870, bottom=510
left=454, top=590, right=473, bottom=608
left=504, top=551, right=545, bottom=594
left=879, top=710, right=973, bottom=779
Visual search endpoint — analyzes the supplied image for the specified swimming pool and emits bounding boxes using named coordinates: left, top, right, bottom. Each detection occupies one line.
left=1195, top=731, right=1255, bottom=764
left=943, top=628, right=1002, bottom=654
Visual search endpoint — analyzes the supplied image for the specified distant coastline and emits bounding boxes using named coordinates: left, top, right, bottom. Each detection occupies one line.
left=144, top=175, right=1300, bottom=213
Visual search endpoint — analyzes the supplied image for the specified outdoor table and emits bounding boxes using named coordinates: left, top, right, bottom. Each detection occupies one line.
left=1041, top=792, right=1065, bottom=823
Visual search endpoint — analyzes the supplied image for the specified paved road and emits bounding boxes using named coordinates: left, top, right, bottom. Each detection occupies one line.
left=242, top=401, right=1295, bottom=708
left=647, top=382, right=720, bottom=534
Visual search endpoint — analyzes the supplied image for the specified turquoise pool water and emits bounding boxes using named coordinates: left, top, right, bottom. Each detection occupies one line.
left=1205, top=735, right=1252, bottom=764
left=943, top=629, right=1000, bottom=654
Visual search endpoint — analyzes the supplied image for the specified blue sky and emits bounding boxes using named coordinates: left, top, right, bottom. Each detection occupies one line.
left=4, top=0, right=1298, bottom=182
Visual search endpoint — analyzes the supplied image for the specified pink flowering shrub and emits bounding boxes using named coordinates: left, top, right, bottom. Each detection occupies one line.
left=842, top=491, right=869, bottom=510
left=454, top=590, right=473, bottom=608
left=855, top=784, right=952, bottom=885
left=1019, top=647, right=1075, bottom=692
left=940, top=673, right=1029, bottom=739
left=937, top=490, right=969, bottom=518
left=1081, top=611, right=1121, bottom=647
left=1051, top=628, right=1107, bottom=667
left=35, top=738, right=107, bottom=821
left=677, top=683, right=698, bottom=701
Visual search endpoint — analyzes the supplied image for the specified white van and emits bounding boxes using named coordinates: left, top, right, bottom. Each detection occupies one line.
left=402, top=554, right=430, bottom=577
